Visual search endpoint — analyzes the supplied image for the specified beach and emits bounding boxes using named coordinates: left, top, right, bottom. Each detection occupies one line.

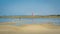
left=0, top=23, right=60, bottom=34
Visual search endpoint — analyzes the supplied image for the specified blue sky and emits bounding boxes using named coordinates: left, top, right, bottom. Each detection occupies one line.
left=0, top=0, right=60, bottom=16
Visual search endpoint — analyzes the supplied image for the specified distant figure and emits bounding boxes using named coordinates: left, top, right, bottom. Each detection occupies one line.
left=32, top=11, right=34, bottom=16
left=32, top=12, right=34, bottom=24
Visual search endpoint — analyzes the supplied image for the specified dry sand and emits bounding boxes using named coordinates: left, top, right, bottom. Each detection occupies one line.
left=0, top=24, right=60, bottom=34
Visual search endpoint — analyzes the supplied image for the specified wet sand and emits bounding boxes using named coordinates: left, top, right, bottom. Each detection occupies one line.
left=0, top=24, right=60, bottom=34
left=0, top=22, right=16, bottom=25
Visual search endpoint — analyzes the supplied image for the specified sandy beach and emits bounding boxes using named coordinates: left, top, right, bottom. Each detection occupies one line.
left=0, top=23, right=60, bottom=34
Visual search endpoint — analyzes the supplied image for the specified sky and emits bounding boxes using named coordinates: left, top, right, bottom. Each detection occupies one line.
left=0, top=0, right=60, bottom=16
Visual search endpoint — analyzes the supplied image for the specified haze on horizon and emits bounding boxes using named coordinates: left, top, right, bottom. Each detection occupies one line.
left=0, top=0, right=60, bottom=16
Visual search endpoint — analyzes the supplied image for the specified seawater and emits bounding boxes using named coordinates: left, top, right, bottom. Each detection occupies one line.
left=0, top=18, right=60, bottom=25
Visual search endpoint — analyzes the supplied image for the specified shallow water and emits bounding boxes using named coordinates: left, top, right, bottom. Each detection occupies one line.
left=0, top=18, right=60, bottom=25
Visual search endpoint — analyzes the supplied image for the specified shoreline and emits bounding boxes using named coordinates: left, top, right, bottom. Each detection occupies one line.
left=0, top=16, right=60, bottom=18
